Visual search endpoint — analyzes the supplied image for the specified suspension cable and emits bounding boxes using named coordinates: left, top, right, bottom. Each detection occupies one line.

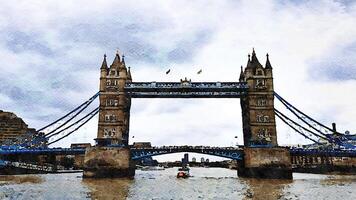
left=44, top=93, right=99, bottom=138
left=274, top=92, right=336, bottom=143
left=38, top=92, right=99, bottom=132
left=275, top=110, right=322, bottom=144
left=47, top=108, right=99, bottom=145
left=46, top=107, right=99, bottom=140
left=274, top=92, right=339, bottom=134
left=274, top=109, right=327, bottom=141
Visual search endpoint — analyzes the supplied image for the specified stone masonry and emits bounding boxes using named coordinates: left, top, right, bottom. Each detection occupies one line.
left=239, top=49, right=292, bottom=179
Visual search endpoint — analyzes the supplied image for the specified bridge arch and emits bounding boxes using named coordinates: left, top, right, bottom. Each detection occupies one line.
left=130, top=146, right=243, bottom=160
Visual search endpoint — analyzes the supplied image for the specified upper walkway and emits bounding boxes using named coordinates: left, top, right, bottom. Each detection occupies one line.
left=124, top=81, right=248, bottom=98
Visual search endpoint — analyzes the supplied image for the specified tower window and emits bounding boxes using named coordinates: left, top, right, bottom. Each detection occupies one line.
left=106, top=99, right=119, bottom=106
left=104, top=128, right=116, bottom=137
left=257, top=99, right=267, bottom=106
left=256, top=69, right=264, bottom=76
left=256, top=114, right=270, bottom=123
left=104, top=114, right=117, bottom=122
left=255, top=79, right=266, bottom=89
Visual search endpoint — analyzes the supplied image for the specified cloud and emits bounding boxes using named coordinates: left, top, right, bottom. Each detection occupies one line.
left=1, top=0, right=356, bottom=157
left=308, top=41, right=356, bottom=81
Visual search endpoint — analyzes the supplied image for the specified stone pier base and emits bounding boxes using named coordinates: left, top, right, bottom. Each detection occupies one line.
left=83, top=146, right=135, bottom=178
left=238, top=147, right=292, bottom=179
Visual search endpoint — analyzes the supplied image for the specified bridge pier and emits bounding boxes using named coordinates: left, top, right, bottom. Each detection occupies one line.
left=238, top=147, right=292, bottom=179
left=83, top=146, right=135, bottom=178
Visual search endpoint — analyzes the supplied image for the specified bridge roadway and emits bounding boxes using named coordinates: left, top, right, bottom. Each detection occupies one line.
left=1, top=145, right=356, bottom=160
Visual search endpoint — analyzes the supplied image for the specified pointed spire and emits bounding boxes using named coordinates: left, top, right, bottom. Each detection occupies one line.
left=239, top=65, right=245, bottom=81
left=249, top=48, right=262, bottom=68
left=122, top=54, right=125, bottom=65
left=101, top=54, right=108, bottom=69
left=250, top=48, right=258, bottom=62
left=112, top=51, right=121, bottom=66
left=127, top=66, right=132, bottom=80
left=265, top=53, right=272, bottom=69
left=246, top=54, right=252, bottom=68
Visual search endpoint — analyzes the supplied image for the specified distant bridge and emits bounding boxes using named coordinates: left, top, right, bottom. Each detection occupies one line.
left=130, top=146, right=244, bottom=160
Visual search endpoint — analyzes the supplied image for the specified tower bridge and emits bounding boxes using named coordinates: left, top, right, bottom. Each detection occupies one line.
left=84, top=49, right=290, bottom=179
left=1, top=49, right=355, bottom=179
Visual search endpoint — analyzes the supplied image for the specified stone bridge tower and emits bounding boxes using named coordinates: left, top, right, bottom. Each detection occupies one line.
left=96, top=53, right=131, bottom=146
left=238, top=49, right=292, bottom=179
left=240, top=49, right=277, bottom=147
left=83, top=52, right=135, bottom=178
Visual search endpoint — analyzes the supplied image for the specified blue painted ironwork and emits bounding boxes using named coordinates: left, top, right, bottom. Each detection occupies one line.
left=131, top=146, right=244, bottom=160
left=290, top=148, right=356, bottom=157
left=47, top=107, right=99, bottom=145
left=275, top=109, right=323, bottom=144
left=45, top=93, right=99, bottom=138
left=125, top=81, right=248, bottom=98
left=5, top=92, right=100, bottom=149
left=0, top=147, right=86, bottom=155
left=40, top=92, right=99, bottom=133
left=1, top=145, right=356, bottom=159
left=274, top=92, right=356, bottom=150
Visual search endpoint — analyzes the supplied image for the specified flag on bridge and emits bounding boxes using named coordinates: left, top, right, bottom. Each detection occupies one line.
left=166, top=69, right=171, bottom=74
left=197, top=69, right=202, bottom=74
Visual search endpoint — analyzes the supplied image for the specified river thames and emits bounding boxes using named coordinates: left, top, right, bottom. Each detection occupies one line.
left=0, top=167, right=355, bottom=200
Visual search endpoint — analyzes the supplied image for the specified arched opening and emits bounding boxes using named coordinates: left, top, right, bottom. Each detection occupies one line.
left=129, top=98, right=244, bottom=162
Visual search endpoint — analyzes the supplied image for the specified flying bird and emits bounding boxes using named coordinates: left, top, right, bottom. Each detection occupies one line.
left=197, top=69, right=202, bottom=74
left=166, top=69, right=171, bottom=74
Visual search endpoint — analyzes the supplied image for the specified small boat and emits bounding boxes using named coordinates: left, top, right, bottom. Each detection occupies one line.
left=177, top=166, right=190, bottom=178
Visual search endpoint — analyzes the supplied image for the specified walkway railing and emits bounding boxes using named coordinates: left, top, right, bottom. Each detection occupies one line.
left=125, top=82, right=248, bottom=98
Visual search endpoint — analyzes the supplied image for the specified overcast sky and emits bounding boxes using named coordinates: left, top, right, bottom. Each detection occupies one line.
left=1, top=0, right=356, bottom=161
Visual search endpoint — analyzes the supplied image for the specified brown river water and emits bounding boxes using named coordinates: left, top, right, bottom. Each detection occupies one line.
left=0, top=167, right=355, bottom=200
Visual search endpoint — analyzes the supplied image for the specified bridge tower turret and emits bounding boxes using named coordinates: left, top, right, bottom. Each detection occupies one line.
left=239, top=49, right=292, bottom=179
left=95, top=52, right=131, bottom=146
left=99, top=54, right=108, bottom=91
left=84, top=52, right=135, bottom=178
left=240, top=49, right=277, bottom=147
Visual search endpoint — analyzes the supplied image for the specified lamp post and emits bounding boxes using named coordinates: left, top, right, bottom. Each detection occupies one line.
left=234, top=136, right=238, bottom=146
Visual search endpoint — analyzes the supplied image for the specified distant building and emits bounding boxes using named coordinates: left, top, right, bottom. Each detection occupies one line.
left=0, top=110, right=38, bottom=145
left=70, top=143, right=92, bottom=169
left=192, top=157, right=196, bottom=162
left=183, top=153, right=189, bottom=164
